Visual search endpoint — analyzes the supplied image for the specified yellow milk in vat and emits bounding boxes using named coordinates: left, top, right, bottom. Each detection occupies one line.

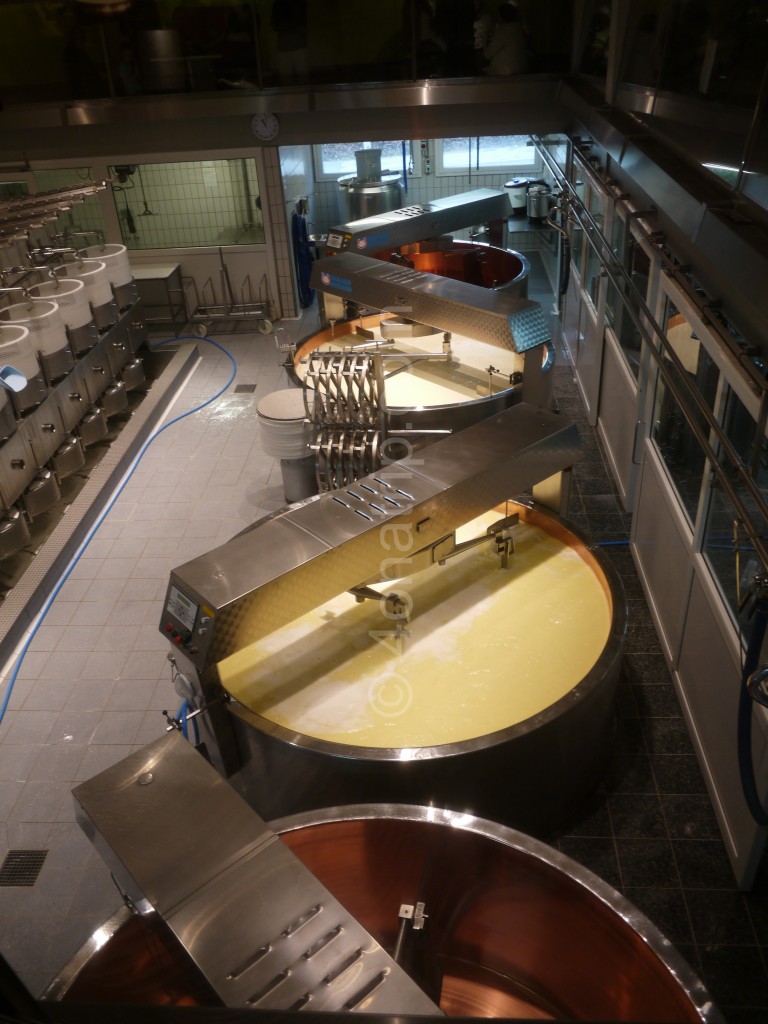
left=219, top=506, right=612, bottom=749
left=296, top=318, right=523, bottom=409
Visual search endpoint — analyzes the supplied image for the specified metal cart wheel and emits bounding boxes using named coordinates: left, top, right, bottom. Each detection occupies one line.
left=257, top=319, right=273, bottom=335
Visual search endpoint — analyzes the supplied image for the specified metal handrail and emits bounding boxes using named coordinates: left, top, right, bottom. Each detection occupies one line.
left=534, top=135, right=768, bottom=572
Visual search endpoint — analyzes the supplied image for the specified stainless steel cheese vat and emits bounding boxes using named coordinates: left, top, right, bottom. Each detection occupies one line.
left=226, top=502, right=627, bottom=838
left=45, top=804, right=722, bottom=1022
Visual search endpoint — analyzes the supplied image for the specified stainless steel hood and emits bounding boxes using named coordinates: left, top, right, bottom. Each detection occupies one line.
left=310, top=252, right=550, bottom=352
left=325, top=188, right=511, bottom=255
left=161, top=402, right=579, bottom=674
left=73, top=731, right=442, bottom=1015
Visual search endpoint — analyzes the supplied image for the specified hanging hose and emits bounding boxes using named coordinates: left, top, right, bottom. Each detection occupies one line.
left=178, top=699, right=190, bottom=740
left=0, top=334, right=237, bottom=729
left=545, top=203, right=571, bottom=297
left=559, top=233, right=571, bottom=296
left=173, top=697, right=200, bottom=746
left=738, top=588, right=768, bottom=826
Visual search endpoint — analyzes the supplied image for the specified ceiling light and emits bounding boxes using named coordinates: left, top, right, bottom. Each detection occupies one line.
left=74, top=0, right=133, bottom=13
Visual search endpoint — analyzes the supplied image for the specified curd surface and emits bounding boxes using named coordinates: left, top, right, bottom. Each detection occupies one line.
left=295, top=317, right=525, bottom=408
left=219, top=508, right=613, bottom=749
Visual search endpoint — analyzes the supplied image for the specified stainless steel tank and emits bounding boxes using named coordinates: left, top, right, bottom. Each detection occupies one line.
left=337, top=146, right=405, bottom=222
left=223, top=501, right=627, bottom=838
left=527, top=184, right=553, bottom=222
left=45, top=804, right=722, bottom=1022
left=337, top=171, right=405, bottom=223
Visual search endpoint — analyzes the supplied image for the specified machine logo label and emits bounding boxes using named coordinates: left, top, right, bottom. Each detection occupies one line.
left=320, top=271, right=352, bottom=293
left=357, top=231, right=389, bottom=250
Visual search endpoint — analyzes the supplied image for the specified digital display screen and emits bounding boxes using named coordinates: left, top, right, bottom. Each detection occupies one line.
left=167, top=585, right=198, bottom=632
left=326, top=232, right=343, bottom=248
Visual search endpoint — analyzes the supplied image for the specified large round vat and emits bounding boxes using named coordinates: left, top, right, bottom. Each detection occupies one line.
left=377, top=239, right=529, bottom=296
left=223, top=501, right=626, bottom=836
left=292, top=312, right=555, bottom=442
left=44, top=804, right=722, bottom=1022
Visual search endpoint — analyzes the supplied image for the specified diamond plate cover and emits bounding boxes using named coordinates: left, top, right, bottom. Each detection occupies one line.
left=327, top=188, right=511, bottom=255
left=164, top=403, right=580, bottom=672
left=74, top=733, right=442, bottom=1016
left=310, top=251, right=549, bottom=353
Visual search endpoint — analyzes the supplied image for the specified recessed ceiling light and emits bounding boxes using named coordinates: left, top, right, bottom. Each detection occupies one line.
left=75, top=0, right=133, bottom=13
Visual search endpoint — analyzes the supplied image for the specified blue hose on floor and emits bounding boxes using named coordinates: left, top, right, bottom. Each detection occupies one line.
left=0, top=335, right=237, bottom=729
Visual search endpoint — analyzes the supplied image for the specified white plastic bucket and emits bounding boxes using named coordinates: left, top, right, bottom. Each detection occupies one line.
left=0, top=323, right=41, bottom=380
left=256, top=389, right=311, bottom=459
left=29, top=277, right=91, bottom=330
left=78, top=243, right=133, bottom=288
left=0, top=299, right=68, bottom=357
left=55, top=259, right=113, bottom=307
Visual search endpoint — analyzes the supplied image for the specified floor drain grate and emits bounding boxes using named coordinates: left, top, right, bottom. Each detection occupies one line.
left=0, top=849, right=48, bottom=887
left=234, top=384, right=257, bottom=394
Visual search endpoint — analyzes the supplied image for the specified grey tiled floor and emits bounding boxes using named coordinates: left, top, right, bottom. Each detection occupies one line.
left=0, top=310, right=320, bottom=996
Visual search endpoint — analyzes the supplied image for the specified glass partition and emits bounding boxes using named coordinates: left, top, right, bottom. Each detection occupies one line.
left=583, top=185, right=606, bottom=309
left=0, top=182, right=28, bottom=201
left=30, top=168, right=106, bottom=243
left=703, top=385, right=768, bottom=635
left=605, top=223, right=649, bottom=380
left=314, top=141, right=419, bottom=181
left=435, top=136, right=539, bottom=176
left=0, top=0, right=574, bottom=102
left=651, top=301, right=720, bottom=524
left=110, top=159, right=264, bottom=250
left=614, top=1, right=768, bottom=218
left=569, top=179, right=586, bottom=281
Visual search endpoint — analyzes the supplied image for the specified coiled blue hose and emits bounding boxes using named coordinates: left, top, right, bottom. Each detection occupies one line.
left=0, top=335, right=237, bottom=728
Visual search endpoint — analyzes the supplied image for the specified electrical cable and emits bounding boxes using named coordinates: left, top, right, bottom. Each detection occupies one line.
left=0, top=335, right=237, bottom=729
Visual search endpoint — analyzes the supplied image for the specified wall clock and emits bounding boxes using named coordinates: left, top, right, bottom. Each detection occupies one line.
left=251, top=112, right=280, bottom=142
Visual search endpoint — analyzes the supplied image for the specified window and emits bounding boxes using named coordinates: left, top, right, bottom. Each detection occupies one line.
left=702, top=386, right=768, bottom=635
left=582, top=185, right=607, bottom=309
left=29, top=168, right=105, bottom=243
left=651, top=302, right=720, bottom=524
left=569, top=180, right=586, bottom=281
left=605, top=223, right=649, bottom=380
left=109, top=159, right=264, bottom=251
left=313, top=141, right=420, bottom=182
left=0, top=181, right=28, bottom=201
left=435, top=135, right=539, bottom=176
